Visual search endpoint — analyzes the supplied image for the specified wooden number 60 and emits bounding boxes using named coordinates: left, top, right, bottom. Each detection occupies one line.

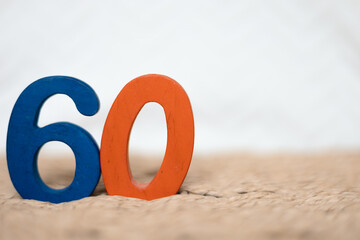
left=101, top=74, right=194, bottom=200
left=6, top=74, right=194, bottom=203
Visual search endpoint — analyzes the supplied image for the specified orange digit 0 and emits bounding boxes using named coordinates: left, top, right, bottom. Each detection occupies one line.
left=100, top=74, right=195, bottom=200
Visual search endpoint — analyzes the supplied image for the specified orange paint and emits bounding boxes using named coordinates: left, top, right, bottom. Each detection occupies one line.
left=100, top=74, right=194, bottom=200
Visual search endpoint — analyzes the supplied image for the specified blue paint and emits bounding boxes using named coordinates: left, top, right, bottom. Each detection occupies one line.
left=6, top=76, right=101, bottom=203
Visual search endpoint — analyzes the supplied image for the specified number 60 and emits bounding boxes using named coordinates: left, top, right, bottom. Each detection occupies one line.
left=6, top=74, right=194, bottom=203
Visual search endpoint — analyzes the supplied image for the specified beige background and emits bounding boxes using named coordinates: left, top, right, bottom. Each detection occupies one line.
left=1, top=152, right=360, bottom=239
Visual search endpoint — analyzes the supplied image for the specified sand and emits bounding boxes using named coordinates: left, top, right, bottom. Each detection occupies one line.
left=1, top=152, right=360, bottom=239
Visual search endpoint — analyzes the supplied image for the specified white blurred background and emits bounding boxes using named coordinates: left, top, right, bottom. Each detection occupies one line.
left=1, top=0, right=360, bottom=155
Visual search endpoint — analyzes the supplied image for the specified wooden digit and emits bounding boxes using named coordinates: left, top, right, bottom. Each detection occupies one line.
left=6, top=76, right=101, bottom=203
left=100, top=74, right=194, bottom=200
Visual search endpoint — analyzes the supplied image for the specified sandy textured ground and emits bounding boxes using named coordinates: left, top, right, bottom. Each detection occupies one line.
left=1, top=152, right=360, bottom=240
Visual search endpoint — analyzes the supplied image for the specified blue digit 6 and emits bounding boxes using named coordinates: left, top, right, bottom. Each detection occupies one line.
left=6, top=76, right=100, bottom=203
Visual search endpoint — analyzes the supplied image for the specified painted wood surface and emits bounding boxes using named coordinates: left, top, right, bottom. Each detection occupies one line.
left=100, top=74, right=194, bottom=200
left=6, top=76, right=101, bottom=203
